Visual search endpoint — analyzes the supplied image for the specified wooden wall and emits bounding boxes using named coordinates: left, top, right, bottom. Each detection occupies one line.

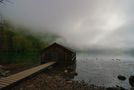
left=41, top=44, right=76, bottom=66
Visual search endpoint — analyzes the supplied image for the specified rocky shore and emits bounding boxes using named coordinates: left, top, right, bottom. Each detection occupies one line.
left=0, top=64, right=133, bottom=90
left=4, top=66, right=105, bottom=90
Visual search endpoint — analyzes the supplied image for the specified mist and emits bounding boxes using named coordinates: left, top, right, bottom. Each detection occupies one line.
left=1, top=0, right=134, bottom=50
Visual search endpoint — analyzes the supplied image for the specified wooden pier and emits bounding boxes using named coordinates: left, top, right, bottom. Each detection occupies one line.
left=0, top=61, right=56, bottom=90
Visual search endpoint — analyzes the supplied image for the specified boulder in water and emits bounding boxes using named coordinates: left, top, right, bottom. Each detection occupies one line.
left=129, top=76, right=134, bottom=87
left=117, top=75, right=126, bottom=81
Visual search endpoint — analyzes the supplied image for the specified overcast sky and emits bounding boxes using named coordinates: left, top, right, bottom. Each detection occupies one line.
left=1, top=0, right=134, bottom=50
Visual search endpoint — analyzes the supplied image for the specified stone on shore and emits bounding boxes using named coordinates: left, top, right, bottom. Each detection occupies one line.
left=0, top=65, right=10, bottom=77
left=66, top=80, right=73, bottom=84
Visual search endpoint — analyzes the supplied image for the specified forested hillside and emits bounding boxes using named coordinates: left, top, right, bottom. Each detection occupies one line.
left=0, top=21, right=57, bottom=64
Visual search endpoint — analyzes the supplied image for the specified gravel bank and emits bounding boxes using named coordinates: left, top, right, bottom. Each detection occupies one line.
left=3, top=67, right=106, bottom=90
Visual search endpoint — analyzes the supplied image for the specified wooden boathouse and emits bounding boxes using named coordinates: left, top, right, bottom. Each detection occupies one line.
left=41, top=43, right=76, bottom=66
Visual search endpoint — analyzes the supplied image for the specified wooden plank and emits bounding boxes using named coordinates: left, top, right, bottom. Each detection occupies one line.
left=0, top=82, right=8, bottom=86
left=0, top=79, right=15, bottom=85
left=0, top=61, right=56, bottom=90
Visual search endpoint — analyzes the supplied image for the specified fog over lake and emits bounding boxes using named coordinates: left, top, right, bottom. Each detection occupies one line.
left=75, top=52, right=134, bottom=89
left=1, top=0, right=134, bottom=89
left=1, top=0, right=134, bottom=50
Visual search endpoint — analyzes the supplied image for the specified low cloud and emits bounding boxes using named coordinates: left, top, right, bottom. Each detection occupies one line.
left=1, top=0, right=134, bottom=50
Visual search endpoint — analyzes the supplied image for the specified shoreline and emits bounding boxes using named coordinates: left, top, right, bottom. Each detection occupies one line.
left=6, top=66, right=106, bottom=90
left=0, top=64, right=127, bottom=90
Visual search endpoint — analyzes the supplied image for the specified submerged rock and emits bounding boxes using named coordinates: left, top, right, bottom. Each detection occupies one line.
left=117, top=75, right=126, bottom=81
left=129, top=76, right=134, bottom=87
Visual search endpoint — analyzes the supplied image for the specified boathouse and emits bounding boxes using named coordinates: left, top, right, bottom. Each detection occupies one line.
left=41, top=43, right=76, bottom=66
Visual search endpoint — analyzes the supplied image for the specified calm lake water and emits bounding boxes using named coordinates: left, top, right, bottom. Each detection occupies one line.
left=74, top=52, right=134, bottom=89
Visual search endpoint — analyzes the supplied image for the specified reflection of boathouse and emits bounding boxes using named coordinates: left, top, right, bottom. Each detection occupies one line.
left=41, top=43, right=76, bottom=66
